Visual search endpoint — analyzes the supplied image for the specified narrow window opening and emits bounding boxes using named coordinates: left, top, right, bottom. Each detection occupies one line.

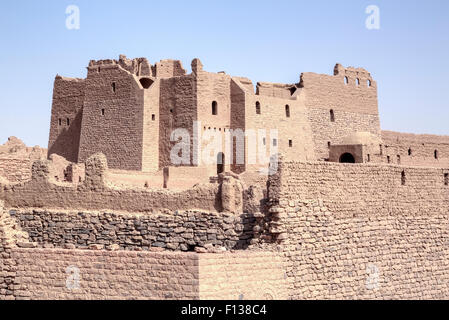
left=356, top=78, right=360, bottom=86
left=397, top=155, right=401, bottom=164
left=408, top=148, right=412, bottom=156
left=152, top=114, right=155, bottom=121
left=263, top=138, right=266, bottom=145
left=367, top=154, right=371, bottom=162
left=289, top=140, right=293, bottom=147
left=401, top=171, right=406, bottom=186
left=330, top=109, right=335, bottom=122
left=445, top=173, right=449, bottom=186
left=387, top=156, right=391, bottom=163
left=170, top=109, right=174, bottom=114
left=367, top=79, right=372, bottom=87
left=58, top=118, right=62, bottom=126
left=101, top=109, right=105, bottom=116
left=379, top=144, right=383, bottom=155
left=285, top=105, right=290, bottom=118
left=212, top=101, right=218, bottom=115
left=435, top=150, right=439, bottom=159
left=273, top=139, right=277, bottom=147
left=328, top=141, right=331, bottom=149
left=67, top=118, right=70, bottom=126
left=112, top=82, right=116, bottom=93
left=344, top=76, right=349, bottom=85
left=98, top=67, right=100, bottom=73
left=256, top=102, right=261, bottom=115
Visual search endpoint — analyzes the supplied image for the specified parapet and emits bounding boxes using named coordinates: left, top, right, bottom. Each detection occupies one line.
left=88, top=54, right=151, bottom=76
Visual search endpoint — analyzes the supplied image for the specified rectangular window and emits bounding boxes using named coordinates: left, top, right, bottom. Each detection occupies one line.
left=445, top=173, right=448, bottom=186
left=101, top=109, right=105, bottom=116
left=67, top=118, right=70, bottom=125
left=273, top=139, right=277, bottom=147
left=152, top=114, right=155, bottom=121
left=289, top=140, right=293, bottom=147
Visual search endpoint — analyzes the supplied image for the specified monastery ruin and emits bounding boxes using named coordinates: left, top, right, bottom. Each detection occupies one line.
left=1, top=55, right=449, bottom=300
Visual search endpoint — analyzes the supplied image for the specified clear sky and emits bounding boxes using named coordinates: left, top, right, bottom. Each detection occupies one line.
left=0, top=0, right=448, bottom=147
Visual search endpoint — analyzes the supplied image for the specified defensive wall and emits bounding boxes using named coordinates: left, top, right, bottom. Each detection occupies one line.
left=2, top=153, right=449, bottom=299
left=267, top=158, right=449, bottom=299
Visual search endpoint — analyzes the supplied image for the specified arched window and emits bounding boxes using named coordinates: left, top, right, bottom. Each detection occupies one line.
left=212, top=101, right=218, bottom=115
left=356, top=78, right=360, bottom=86
left=256, top=101, right=261, bottom=115
left=330, top=109, right=335, bottom=122
left=339, top=153, right=355, bottom=164
left=367, top=79, right=372, bottom=87
left=344, top=76, right=349, bottom=85
left=435, top=150, right=439, bottom=159
left=285, top=105, right=290, bottom=118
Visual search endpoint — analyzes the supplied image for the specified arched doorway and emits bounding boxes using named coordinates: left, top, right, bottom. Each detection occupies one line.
left=217, top=152, right=225, bottom=175
left=339, top=153, right=355, bottom=164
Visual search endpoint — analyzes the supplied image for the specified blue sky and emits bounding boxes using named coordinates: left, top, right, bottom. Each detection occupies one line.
left=0, top=0, right=448, bottom=147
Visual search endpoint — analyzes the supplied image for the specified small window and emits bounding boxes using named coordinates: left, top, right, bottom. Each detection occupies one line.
left=98, top=67, right=101, bottom=73
left=356, top=78, right=360, bottom=86
left=408, top=148, right=412, bottom=156
left=285, top=105, right=290, bottom=118
left=401, top=171, right=406, bottom=185
left=328, top=141, right=331, bottom=148
left=170, top=109, right=174, bottom=113
left=112, top=82, right=116, bottom=93
left=273, top=139, right=277, bottom=147
left=67, top=118, right=70, bottom=126
left=58, top=118, right=62, bottom=126
left=379, top=144, right=383, bottom=155
left=367, top=79, right=372, bottom=87
left=263, top=137, right=266, bottom=145
left=212, top=101, right=218, bottom=115
left=330, top=109, right=335, bottom=122
left=387, top=156, right=391, bottom=163
left=435, top=150, right=439, bottom=159
left=344, top=76, right=349, bottom=85
left=256, top=102, right=261, bottom=115
left=101, top=109, right=105, bottom=116
left=367, top=154, right=371, bottom=162
left=289, top=140, right=293, bottom=147
left=445, top=173, right=449, bottom=186
left=397, top=155, right=401, bottom=164
left=152, top=114, right=155, bottom=121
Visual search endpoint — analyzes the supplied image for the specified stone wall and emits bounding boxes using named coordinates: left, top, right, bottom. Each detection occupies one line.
left=10, top=208, right=257, bottom=251
left=381, top=130, right=449, bottom=167
left=0, top=158, right=32, bottom=183
left=267, top=159, right=449, bottom=299
left=12, top=249, right=199, bottom=300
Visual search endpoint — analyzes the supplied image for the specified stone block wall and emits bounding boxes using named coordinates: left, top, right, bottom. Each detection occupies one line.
left=267, top=160, right=449, bottom=299
left=0, top=158, right=33, bottom=183
left=10, top=209, right=258, bottom=252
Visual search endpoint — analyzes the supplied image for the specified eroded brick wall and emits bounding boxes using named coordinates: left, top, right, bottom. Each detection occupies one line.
left=268, top=160, right=449, bottom=299
left=381, top=131, right=449, bottom=167
left=0, top=158, right=32, bottom=183
left=13, top=249, right=199, bottom=300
